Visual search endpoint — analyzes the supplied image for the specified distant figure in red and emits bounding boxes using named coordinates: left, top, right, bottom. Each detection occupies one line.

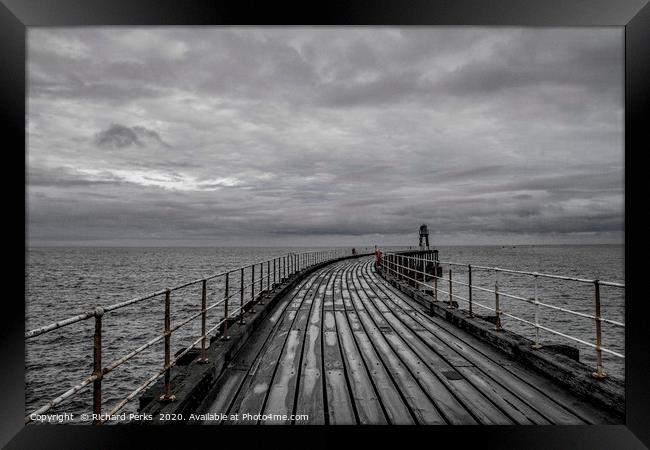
left=374, top=246, right=382, bottom=268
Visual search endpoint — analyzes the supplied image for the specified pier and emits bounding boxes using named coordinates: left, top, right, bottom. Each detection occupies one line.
left=24, top=236, right=625, bottom=425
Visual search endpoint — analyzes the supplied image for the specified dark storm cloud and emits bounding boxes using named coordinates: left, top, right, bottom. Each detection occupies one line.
left=26, top=27, right=624, bottom=246
left=94, top=124, right=170, bottom=149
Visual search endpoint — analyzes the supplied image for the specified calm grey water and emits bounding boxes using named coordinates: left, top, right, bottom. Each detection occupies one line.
left=25, top=245, right=624, bottom=422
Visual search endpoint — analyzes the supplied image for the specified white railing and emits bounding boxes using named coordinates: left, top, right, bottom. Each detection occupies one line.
left=380, top=250, right=624, bottom=380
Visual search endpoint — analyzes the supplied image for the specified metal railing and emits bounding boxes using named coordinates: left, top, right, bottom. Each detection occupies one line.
left=380, top=250, right=625, bottom=380
left=25, top=247, right=372, bottom=424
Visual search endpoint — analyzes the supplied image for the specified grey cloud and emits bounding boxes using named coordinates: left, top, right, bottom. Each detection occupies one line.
left=26, top=27, right=624, bottom=246
left=94, top=124, right=170, bottom=149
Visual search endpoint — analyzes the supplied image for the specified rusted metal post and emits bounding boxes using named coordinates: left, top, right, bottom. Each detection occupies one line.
left=92, top=306, right=103, bottom=424
left=240, top=268, right=246, bottom=324
left=532, top=274, right=542, bottom=349
left=494, top=278, right=502, bottom=331
left=159, top=289, right=175, bottom=402
left=198, top=280, right=209, bottom=363
left=396, top=255, right=400, bottom=279
left=250, top=265, right=256, bottom=312
left=273, top=258, right=276, bottom=286
left=433, top=270, right=438, bottom=302
left=468, top=265, right=473, bottom=317
left=267, top=260, right=270, bottom=291
left=447, top=269, right=454, bottom=309
left=592, top=280, right=607, bottom=379
left=258, top=262, right=265, bottom=306
left=434, top=250, right=439, bottom=279
left=223, top=272, right=230, bottom=340
left=251, top=264, right=255, bottom=300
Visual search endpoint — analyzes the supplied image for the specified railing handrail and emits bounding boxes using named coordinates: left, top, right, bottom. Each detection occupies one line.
left=386, top=251, right=625, bottom=288
left=25, top=247, right=374, bottom=424
left=379, top=250, right=624, bottom=380
left=26, top=248, right=369, bottom=339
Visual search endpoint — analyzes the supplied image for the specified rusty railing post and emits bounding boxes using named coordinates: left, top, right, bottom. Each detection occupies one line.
left=468, top=265, right=473, bottom=317
left=532, top=274, right=542, bottom=349
left=592, top=280, right=607, bottom=379
left=433, top=269, right=438, bottom=302
left=251, top=264, right=255, bottom=300
left=159, top=289, right=175, bottom=402
left=250, top=264, right=256, bottom=313
left=289, top=253, right=292, bottom=276
left=273, top=258, right=276, bottom=287
left=267, top=260, right=270, bottom=292
left=198, top=280, right=209, bottom=363
left=240, top=268, right=246, bottom=324
left=258, top=262, right=265, bottom=306
left=447, top=269, right=454, bottom=309
left=223, top=272, right=230, bottom=340
left=397, top=253, right=400, bottom=277
left=92, top=306, right=104, bottom=424
left=494, top=277, right=502, bottom=331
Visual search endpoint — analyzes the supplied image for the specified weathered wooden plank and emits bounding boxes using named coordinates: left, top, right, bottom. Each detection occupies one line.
left=421, top=316, right=595, bottom=424
left=341, top=264, right=414, bottom=424
left=455, top=366, right=549, bottom=424
left=201, top=272, right=321, bottom=423
left=334, top=310, right=387, bottom=424
left=333, top=268, right=346, bottom=311
left=322, top=310, right=356, bottom=424
left=322, top=267, right=336, bottom=311
left=344, top=266, right=442, bottom=423
left=368, top=301, right=512, bottom=421
left=351, top=271, right=477, bottom=425
left=293, top=272, right=327, bottom=424
left=227, top=268, right=333, bottom=423
left=358, top=265, right=514, bottom=424
left=260, top=267, right=339, bottom=424
left=261, top=321, right=306, bottom=423
left=370, top=268, right=553, bottom=424
left=228, top=309, right=298, bottom=423
left=365, top=262, right=588, bottom=424
left=345, top=312, right=415, bottom=424
left=201, top=370, right=248, bottom=424
left=354, top=308, right=446, bottom=424
left=364, top=265, right=550, bottom=424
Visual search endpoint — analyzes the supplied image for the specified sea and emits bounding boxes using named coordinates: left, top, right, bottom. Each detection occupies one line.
left=25, top=245, right=624, bottom=422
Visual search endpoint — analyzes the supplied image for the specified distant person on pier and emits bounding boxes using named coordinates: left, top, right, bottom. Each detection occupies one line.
left=374, top=246, right=382, bottom=268
left=352, top=248, right=357, bottom=255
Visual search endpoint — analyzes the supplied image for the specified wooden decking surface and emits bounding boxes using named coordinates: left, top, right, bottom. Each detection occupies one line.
left=199, top=258, right=617, bottom=425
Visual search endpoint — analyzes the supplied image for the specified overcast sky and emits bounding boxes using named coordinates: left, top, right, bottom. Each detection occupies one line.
left=27, top=27, right=624, bottom=247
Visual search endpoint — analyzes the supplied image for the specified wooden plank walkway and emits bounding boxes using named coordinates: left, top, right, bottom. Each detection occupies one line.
left=199, top=258, right=619, bottom=425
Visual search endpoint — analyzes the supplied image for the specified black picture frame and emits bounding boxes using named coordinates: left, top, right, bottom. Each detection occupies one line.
left=2, top=0, right=648, bottom=448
